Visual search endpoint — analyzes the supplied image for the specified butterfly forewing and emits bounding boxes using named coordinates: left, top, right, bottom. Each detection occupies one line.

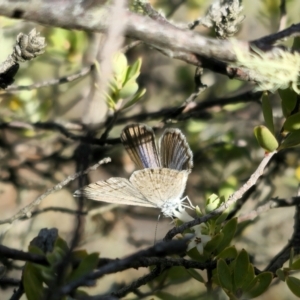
left=129, top=168, right=188, bottom=207
left=74, top=177, right=155, bottom=207
left=159, top=128, right=193, bottom=172
left=121, top=124, right=161, bottom=169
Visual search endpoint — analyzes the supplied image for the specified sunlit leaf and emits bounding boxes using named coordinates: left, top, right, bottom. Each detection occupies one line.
left=261, top=92, right=274, bottom=134
left=254, top=125, right=278, bottom=152
left=278, top=88, right=297, bottom=118
left=279, top=130, right=300, bottom=149
left=284, top=112, right=300, bottom=132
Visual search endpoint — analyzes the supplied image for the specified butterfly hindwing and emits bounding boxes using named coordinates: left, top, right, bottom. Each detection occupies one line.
left=129, top=168, right=188, bottom=207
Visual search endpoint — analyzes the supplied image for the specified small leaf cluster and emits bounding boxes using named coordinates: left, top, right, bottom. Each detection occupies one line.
left=254, top=90, right=300, bottom=152
left=186, top=194, right=238, bottom=262
left=22, top=236, right=99, bottom=300
left=216, top=249, right=273, bottom=299
left=180, top=194, right=273, bottom=298
left=277, top=250, right=300, bottom=298
left=104, top=52, right=146, bottom=111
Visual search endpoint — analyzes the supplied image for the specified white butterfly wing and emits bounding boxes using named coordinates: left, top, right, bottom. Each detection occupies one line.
left=129, top=168, right=188, bottom=207
left=121, top=123, right=161, bottom=169
left=74, top=177, right=156, bottom=208
left=159, top=128, right=193, bottom=172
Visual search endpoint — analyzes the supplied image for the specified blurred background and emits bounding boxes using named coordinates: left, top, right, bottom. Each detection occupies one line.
left=0, top=0, right=300, bottom=299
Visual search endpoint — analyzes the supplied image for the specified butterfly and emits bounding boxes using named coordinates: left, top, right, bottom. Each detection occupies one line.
left=74, top=123, right=193, bottom=217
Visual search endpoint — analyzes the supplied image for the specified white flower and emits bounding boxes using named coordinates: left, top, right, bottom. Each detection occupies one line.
left=187, top=226, right=212, bottom=254
left=172, top=208, right=194, bottom=222
left=172, top=208, right=212, bottom=254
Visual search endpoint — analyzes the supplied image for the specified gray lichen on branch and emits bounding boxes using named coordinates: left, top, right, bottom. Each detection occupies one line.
left=0, top=28, right=46, bottom=89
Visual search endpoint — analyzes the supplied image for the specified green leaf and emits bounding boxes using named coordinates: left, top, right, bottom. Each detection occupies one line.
left=241, top=264, right=255, bottom=291
left=215, top=218, right=238, bottom=254
left=276, top=269, right=286, bottom=282
left=254, top=125, right=279, bottom=152
left=217, top=246, right=238, bottom=260
left=125, top=58, right=142, bottom=83
left=28, top=245, right=45, bottom=256
left=284, top=112, right=300, bottom=132
left=287, top=276, right=300, bottom=297
left=112, top=52, right=128, bottom=83
left=166, top=266, right=190, bottom=282
left=154, top=291, right=181, bottom=300
left=67, top=252, right=99, bottom=282
left=186, top=268, right=205, bottom=283
left=278, top=88, right=297, bottom=117
left=217, top=259, right=233, bottom=291
left=40, top=268, right=55, bottom=285
left=279, top=130, right=300, bottom=149
left=119, top=80, right=139, bottom=99
left=215, top=209, right=230, bottom=225
left=246, top=272, right=273, bottom=298
left=204, top=233, right=223, bottom=253
left=104, top=92, right=117, bottom=110
left=234, top=249, right=250, bottom=288
left=71, top=250, right=88, bottom=261
left=23, top=263, right=45, bottom=300
left=261, top=92, right=274, bottom=134
left=54, top=237, right=69, bottom=254
left=205, top=194, right=221, bottom=213
left=122, top=88, right=146, bottom=109
left=187, top=246, right=206, bottom=263
left=291, top=258, right=300, bottom=270
left=46, top=247, right=66, bottom=266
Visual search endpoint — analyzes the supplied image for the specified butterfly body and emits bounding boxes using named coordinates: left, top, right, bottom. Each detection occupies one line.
left=74, top=123, right=193, bottom=217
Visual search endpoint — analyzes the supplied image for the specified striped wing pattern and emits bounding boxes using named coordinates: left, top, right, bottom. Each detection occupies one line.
left=120, top=124, right=161, bottom=169
left=159, top=128, right=193, bottom=172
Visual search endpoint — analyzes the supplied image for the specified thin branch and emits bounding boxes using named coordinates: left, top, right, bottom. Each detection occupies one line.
left=9, top=283, right=24, bottom=300
left=4, top=64, right=94, bottom=92
left=0, top=91, right=261, bottom=145
left=0, top=3, right=299, bottom=80
left=0, top=158, right=111, bottom=225
left=164, top=151, right=277, bottom=241
left=265, top=189, right=300, bottom=273
left=0, top=3, right=242, bottom=61
left=19, top=206, right=88, bottom=220
left=158, top=67, right=207, bottom=126
left=112, top=265, right=167, bottom=298
left=0, top=277, right=20, bottom=286
left=117, top=90, right=261, bottom=124
left=60, top=238, right=189, bottom=296
left=0, top=121, right=119, bottom=145
left=121, top=40, right=142, bottom=53
left=0, top=244, right=48, bottom=265
left=252, top=23, right=300, bottom=47
left=238, top=196, right=300, bottom=223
